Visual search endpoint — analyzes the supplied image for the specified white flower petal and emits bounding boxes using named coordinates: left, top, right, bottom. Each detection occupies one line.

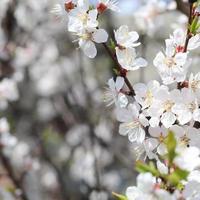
left=80, top=40, right=97, bottom=58
left=161, top=112, right=176, bottom=128
left=115, top=76, right=124, bottom=91
left=93, top=29, right=108, bottom=43
left=133, top=57, right=148, bottom=68
left=117, top=93, right=128, bottom=108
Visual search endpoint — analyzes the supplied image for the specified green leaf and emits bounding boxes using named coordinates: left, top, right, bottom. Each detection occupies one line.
left=113, top=68, right=119, bottom=75
left=164, top=131, right=177, bottom=165
left=136, top=161, right=159, bottom=177
left=167, top=167, right=189, bottom=186
left=109, top=38, right=116, bottom=51
left=190, top=16, right=199, bottom=34
left=112, top=192, right=128, bottom=200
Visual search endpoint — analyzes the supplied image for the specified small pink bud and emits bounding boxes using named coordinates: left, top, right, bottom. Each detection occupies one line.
left=120, top=68, right=128, bottom=77
left=176, top=45, right=184, bottom=53
left=97, top=3, right=107, bottom=14
left=65, top=1, right=75, bottom=12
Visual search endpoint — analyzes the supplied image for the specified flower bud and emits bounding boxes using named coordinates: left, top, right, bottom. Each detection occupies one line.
left=65, top=0, right=75, bottom=12
left=97, top=3, right=107, bottom=14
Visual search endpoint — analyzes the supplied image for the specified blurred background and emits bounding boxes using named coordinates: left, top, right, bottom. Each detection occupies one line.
left=0, top=0, right=199, bottom=200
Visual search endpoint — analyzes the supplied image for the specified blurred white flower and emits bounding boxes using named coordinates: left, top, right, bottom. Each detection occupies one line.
left=70, top=147, right=96, bottom=186
left=0, top=78, right=19, bottom=110
left=174, top=146, right=200, bottom=171
left=41, top=170, right=58, bottom=189
left=51, top=4, right=63, bottom=18
left=183, top=181, right=200, bottom=200
left=156, top=160, right=168, bottom=175
left=0, top=117, right=10, bottom=133
left=126, top=173, right=175, bottom=200
left=170, top=125, right=200, bottom=148
left=10, top=142, right=30, bottom=170
left=89, top=190, right=108, bottom=200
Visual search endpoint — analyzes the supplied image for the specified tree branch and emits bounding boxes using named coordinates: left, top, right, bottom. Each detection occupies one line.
left=0, top=150, right=29, bottom=200
left=102, top=43, right=135, bottom=96
left=175, top=0, right=190, bottom=16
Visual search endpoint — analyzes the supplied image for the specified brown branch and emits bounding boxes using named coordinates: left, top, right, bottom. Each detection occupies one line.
left=175, top=0, right=190, bottom=16
left=102, top=43, right=135, bottom=96
left=178, top=2, right=194, bottom=89
left=0, top=150, right=29, bottom=200
left=184, top=3, right=194, bottom=52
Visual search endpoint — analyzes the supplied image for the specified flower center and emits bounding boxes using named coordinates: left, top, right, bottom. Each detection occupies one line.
left=80, top=32, right=92, bottom=40
left=164, top=57, right=176, bottom=68
left=180, top=135, right=190, bottom=147
left=97, top=3, right=107, bottom=13
left=159, top=134, right=165, bottom=143
left=191, top=80, right=200, bottom=92
left=163, top=100, right=174, bottom=112
left=188, top=101, right=197, bottom=112
left=78, top=13, right=88, bottom=24
left=145, top=90, right=153, bottom=106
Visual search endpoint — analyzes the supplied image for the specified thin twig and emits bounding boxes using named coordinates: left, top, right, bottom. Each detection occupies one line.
left=102, top=43, right=135, bottom=96
left=184, top=3, right=194, bottom=52
left=178, top=2, right=194, bottom=89
left=175, top=0, right=190, bottom=16
left=0, top=150, right=29, bottom=200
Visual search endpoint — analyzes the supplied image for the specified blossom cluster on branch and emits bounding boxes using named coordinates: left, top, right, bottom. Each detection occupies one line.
left=53, top=0, right=200, bottom=199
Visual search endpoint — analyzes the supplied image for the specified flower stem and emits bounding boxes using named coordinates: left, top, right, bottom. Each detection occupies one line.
left=102, top=43, right=135, bottom=96
left=0, top=150, right=29, bottom=200
left=184, top=3, right=194, bottom=52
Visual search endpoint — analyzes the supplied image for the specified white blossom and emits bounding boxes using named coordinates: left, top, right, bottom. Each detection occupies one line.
left=145, top=126, right=168, bottom=156
left=171, top=88, right=200, bottom=125
left=153, top=39, right=188, bottom=84
left=126, top=173, right=175, bottom=200
left=147, top=86, right=179, bottom=128
left=114, top=25, right=140, bottom=48
left=97, top=0, right=120, bottom=13
left=174, top=146, right=200, bottom=171
left=133, top=80, right=160, bottom=110
left=104, top=76, right=128, bottom=108
left=168, top=29, right=200, bottom=51
left=116, top=47, right=147, bottom=71
left=78, top=28, right=108, bottom=58
left=189, top=72, right=200, bottom=100
left=170, top=125, right=200, bottom=148
left=116, top=103, right=148, bottom=144
left=68, top=8, right=98, bottom=33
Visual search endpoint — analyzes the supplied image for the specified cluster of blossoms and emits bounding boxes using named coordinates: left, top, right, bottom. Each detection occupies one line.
left=56, top=0, right=200, bottom=199
left=52, top=0, right=120, bottom=58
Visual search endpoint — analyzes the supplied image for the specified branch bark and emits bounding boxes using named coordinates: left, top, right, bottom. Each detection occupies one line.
left=175, top=0, right=190, bottom=16
left=0, top=150, right=29, bottom=200
left=102, top=43, right=135, bottom=96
